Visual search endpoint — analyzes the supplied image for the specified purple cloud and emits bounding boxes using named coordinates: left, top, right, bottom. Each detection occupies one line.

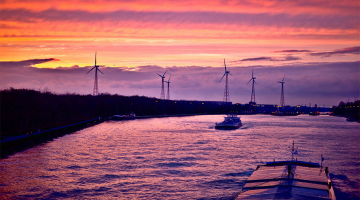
left=0, top=8, right=358, bottom=30
left=239, top=56, right=301, bottom=62
left=0, top=58, right=59, bottom=68
left=240, top=57, right=272, bottom=62
left=273, top=50, right=312, bottom=53
left=310, top=46, right=360, bottom=57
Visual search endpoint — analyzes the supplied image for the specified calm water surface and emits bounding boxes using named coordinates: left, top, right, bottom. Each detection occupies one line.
left=1, top=115, right=359, bottom=199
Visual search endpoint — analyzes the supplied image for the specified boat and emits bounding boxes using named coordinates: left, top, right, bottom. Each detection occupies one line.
left=112, top=112, right=136, bottom=120
left=309, top=111, right=320, bottom=116
left=215, top=114, right=242, bottom=129
left=236, top=142, right=336, bottom=200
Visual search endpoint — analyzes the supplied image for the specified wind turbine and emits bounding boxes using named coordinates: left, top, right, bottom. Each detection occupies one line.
left=247, top=67, right=257, bottom=103
left=86, top=52, right=104, bottom=96
left=165, top=75, right=171, bottom=100
left=219, top=59, right=230, bottom=102
left=156, top=70, right=167, bottom=100
left=278, top=76, right=285, bottom=107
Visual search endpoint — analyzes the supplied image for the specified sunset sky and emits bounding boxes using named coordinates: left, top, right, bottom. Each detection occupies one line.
left=0, top=0, right=359, bottom=107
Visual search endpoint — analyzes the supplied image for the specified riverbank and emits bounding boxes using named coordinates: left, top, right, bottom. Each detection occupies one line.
left=109, top=113, right=208, bottom=121
left=0, top=118, right=103, bottom=158
left=0, top=113, right=208, bottom=158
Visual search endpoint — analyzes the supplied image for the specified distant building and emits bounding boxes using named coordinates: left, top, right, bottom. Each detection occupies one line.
left=255, top=104, right=278, bottom=114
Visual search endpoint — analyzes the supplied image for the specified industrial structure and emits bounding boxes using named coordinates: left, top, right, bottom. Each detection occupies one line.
left=86, top=52, right=103, bottom=96
left=156, top=70, right=167, bottom=100
left=220, top=59, right=230, bottom=102
left=165, top=75, right=171, bottom=100
left=278, top=76, right=285, bottom=107
left=247, top=68, right=257, bottom=104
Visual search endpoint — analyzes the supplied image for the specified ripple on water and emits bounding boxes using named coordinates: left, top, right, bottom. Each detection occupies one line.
left=0, top=115, right=359, bottom=199
left=66, top=165, right=82, bottom=170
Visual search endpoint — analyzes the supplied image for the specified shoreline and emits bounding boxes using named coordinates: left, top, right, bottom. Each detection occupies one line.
left=0, top=113, right=207, bottom=158
left=0, top=118, right=103, bottom=158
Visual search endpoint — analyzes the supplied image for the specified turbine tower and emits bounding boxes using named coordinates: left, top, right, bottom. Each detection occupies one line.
left=278, top=76, right=285, bottom=107
left=165, top=75, right=171, bottom=100
left=219, top=59, right=230, bottom=102
left=86, top=52, right=104, bottom=96
left=247, top=68, right=257, bottom=103
left=156, top=70, right=167, bottom=100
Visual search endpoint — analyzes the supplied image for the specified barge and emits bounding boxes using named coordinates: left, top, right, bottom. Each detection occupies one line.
left=236, top=142, right=336, bottom=199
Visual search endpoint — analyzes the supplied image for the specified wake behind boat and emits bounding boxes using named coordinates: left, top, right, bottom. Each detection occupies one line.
left=236, top=142, right=336, bottom=200
left=215, top=114, right=242, bottom=129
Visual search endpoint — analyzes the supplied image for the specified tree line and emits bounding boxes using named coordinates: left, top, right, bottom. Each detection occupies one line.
left=331, top=100, right=360, bottom=120
left=1, top=88, right=248, bottom=137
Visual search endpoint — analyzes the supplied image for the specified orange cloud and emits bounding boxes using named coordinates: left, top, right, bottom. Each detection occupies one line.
left=1, top=0, right=359, bottom=16
left=0, top=0, right=359, bottom=69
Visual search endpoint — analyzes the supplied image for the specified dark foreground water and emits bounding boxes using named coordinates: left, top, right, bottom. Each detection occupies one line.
left=1, top=115, right=359, bottom=199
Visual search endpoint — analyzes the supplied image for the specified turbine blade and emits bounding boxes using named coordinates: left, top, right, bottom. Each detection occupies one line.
left=95, top=52, right=97, bottom=66
left=163, top=70, right=168, bottom=76
left=247, top=79, right=252, bottom=84
left=254, top=80, right=257, bottom=84
left=219, top=73, right=226, bottom=82
left=156, top=73, right=162, bottom=77
left=168, top=75, right=171, bottom=81
left=282, top=75, right=285, bottom=81
left=252, top=68, right=254, bottom=77
left=86, top=66, right=96, bottom=74
left=97, top=68, right=104, bottom=74
left=224, top=59, right=226, bottom=72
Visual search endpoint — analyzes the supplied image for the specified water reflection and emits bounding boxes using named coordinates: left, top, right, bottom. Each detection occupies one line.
left=0, top=115, right=359, bottom=199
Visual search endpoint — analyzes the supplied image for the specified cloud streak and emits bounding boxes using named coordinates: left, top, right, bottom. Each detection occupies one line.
left=272, top=50, right=312, bottom=53
left=310, top=46, right=360, bottom=57
left=237, top=56, right=301, bottom=62
left=0, top=58, right=59, bottom=68
left=1, top=8, right=358, bottom=30
left=1, top=0, right=358, bottom=16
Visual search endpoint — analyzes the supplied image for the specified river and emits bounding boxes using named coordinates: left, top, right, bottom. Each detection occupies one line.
left=0, top=115, right=359, bottom=199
